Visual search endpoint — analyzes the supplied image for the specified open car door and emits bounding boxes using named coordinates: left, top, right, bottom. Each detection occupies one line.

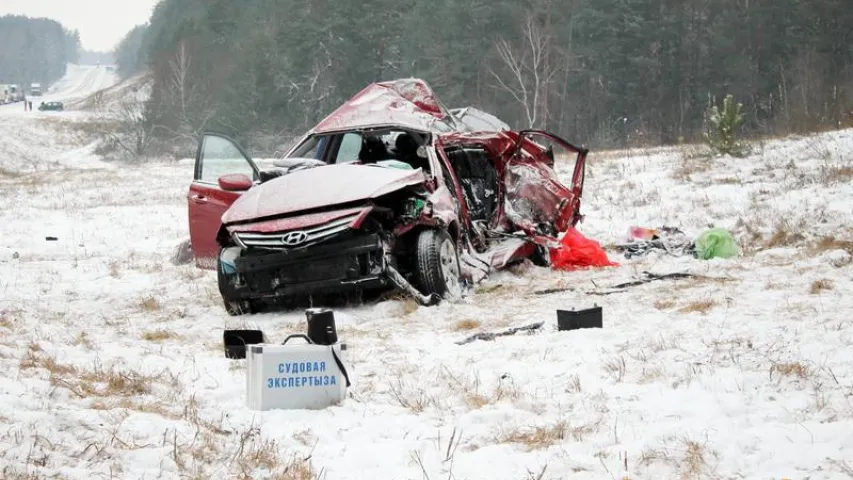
left=475, top=130, right=588, bottom=270
left=503, top=130, right=588, bottom=236
left=188, top=133, right=260, bottom=269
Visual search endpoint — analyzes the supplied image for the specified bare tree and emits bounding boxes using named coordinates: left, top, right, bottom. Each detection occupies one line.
left=169, top=40, right=191, bottom=119
left=103, top=91, right=157, bottom=161
left=160, top=40, right=218, bottom=145
left=488, top=12, right=563, bottom=129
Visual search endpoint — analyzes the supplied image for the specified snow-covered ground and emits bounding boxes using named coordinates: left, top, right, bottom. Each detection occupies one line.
left=1, top=68, right=853, bottom=479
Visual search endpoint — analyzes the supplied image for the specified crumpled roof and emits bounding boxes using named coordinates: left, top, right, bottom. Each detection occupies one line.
left=311, top=78, right=463, bottom=134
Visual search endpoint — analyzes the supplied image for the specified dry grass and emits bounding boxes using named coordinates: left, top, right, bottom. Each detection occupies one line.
left=764, top=279, right=791, bottom=290
left=20, top=348, right=155, bottom=398
left=389, top=367, right=521, bottom=413
left=677, top=300, right=717, bottom=314
left=713, top=176, right=741, bottom=185
left=827, top=458, right=853, bottom=477
left=733, top=217, right=765, bottom=248
left=771, top=361, right=810, bottom=380
left=72, top=332, right=94, bottom=349
left=497, top=422, right=568, bottom=451
left=13, top=345, right=321, bottom=477
left=818, top=165, right=853, bottom=185
left=292, top=429, right=316, bottom=447
left=169, top=399, right=318, bottom=479
left=388, top=376, right=442, bottom=413
left=566, top=374, right=582, bottom=393
left=810, top=279, right=834, bottom=294
left=454, top=319, right=481, bottom=331
left=765, top=222, right=806, bottom=249
left=139, top=296, right=161, bottom=311
left=639, top=437, right=717, bottom=480
left=166, top=416, right=319, bottom=478
left=603, top=356, right=627, bottom=382
left=0, top=308, right=23, bottom=330
left=496, top=419, right=601, bottom=451
left=19, top=344, right=74, bottom=376
left=463, top=379, right=519, bottom=410
left=397, top=298, right=420, bottom=316
left=812, top=236, right=853, bottom=255
left=672, top=150, right=713, bottom=181
left=0, top=165, right=25, bottom=178
left=638, top=365, right=666, bottom=384
left=38, top=116, right=117, bottom=145
left=681, top=440, right=709, bottom=479
left=654, top=299, right=676, bottom=310
left=107, top=260, right=121, bottom=278
left=142, top=329, right=179, bottom=342
left=61, top=368, right=154, bottom=398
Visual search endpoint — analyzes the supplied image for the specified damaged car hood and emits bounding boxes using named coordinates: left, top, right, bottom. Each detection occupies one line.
left=222, top=163, right=426, bottom=224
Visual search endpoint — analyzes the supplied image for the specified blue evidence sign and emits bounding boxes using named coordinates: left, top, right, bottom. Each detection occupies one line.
left=266, top=361, right=337, bottom=389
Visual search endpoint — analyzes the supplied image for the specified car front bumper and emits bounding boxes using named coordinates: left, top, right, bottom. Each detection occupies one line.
left=219, top=233, right=390, bottom=301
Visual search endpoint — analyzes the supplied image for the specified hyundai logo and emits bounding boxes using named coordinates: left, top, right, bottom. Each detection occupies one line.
left=280, top=230, right=309, bottom=246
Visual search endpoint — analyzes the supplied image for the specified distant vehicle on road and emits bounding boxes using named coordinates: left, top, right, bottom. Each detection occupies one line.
left=38, top=101, right=63, bottom=111
left=2, top=84, right=24, bottom=103
left=30, top=83, right=42, bottom=96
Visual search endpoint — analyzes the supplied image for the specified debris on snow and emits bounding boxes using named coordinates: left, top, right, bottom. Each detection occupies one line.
left=455, top=321, right=545, bottom=345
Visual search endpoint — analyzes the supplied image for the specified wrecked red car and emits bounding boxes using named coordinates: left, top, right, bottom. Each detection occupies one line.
left=186, top=78, right=588, bottom=315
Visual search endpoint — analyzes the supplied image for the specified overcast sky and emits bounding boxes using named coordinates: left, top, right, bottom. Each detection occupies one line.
left=1, top=0, right=159, bottom=52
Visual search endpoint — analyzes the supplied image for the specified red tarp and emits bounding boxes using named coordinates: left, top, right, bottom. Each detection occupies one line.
left=549, top=227, right=620, bottom=271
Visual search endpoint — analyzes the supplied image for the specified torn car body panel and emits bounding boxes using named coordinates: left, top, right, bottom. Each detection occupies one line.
left=311, top=78, right=462, bottom=135
left=187, top=78, right=590, bottom=312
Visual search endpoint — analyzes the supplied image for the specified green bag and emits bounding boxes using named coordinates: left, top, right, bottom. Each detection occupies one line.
left=694, top=228, right=739, bottom=260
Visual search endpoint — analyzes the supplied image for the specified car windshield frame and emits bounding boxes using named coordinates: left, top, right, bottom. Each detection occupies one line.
left=285, top=128, right=435, bottom=174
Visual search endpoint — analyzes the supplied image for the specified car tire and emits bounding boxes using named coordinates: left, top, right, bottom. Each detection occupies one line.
left=414, top=229, right=463, bottom=301
left=217, top=253, right=260, bottom=316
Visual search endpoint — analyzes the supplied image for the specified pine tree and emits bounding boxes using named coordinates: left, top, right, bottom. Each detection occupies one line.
left=703, top=94, right=751, bottom=158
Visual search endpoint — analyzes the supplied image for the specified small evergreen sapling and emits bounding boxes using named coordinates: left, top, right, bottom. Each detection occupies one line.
left=703, top=94, right=751, bottom=157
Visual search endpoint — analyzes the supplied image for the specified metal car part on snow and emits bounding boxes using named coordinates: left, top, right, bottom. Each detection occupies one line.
left=185, top=78, right=588, bottom=315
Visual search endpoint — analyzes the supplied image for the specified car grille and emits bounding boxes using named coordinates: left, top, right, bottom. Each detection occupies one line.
left=232, top=213, right=360, bottom=250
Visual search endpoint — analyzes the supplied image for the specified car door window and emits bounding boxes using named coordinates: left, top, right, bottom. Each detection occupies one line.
left=290, top=135, right=326, bottom=160
left=197, top=135, right=257, bottom=184
left=334, top=133, right=363, bottom=163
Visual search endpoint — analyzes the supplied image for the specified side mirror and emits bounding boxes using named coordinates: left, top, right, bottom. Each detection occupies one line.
left=218, top=173, right=253, bottom=192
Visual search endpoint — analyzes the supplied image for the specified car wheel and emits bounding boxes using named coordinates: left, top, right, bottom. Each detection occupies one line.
left=217, top=252, right=260, bottom=316
left=415, top=229, right=463, bottom=301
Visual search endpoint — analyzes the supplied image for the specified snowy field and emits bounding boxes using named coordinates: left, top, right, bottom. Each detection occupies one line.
left=1, top=67, right=853, bottom=479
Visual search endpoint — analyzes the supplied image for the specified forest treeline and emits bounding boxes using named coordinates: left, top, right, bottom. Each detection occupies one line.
left=113, top=0, right=853, bottom=152
left=0, top=15, right=80, bottom=88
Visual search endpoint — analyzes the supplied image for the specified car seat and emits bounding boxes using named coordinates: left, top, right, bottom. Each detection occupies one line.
left=359, top=136, right=388, bottom=163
